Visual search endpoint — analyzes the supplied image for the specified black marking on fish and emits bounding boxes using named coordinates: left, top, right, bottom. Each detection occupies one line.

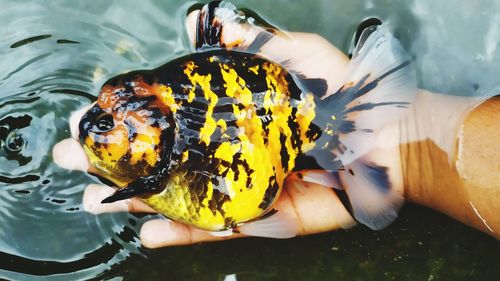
left=343, top=101, right=409, bottom=115
left=295, top=73, right=328, bottom=98
left=305, top=123, right=322, bottom=141
left=224, top=216, right=236, bottom=228
left=258, top=175, right=279, bottom=210
left=287, top=107, right=302, bottom=151
left=360, top=163, right=391, bottom=193
left=279, top=132, right=290, bottom=172
left=291, top=154, right=323, bottom=171
left=208, top=188, right=231, bottom=216
left=196, top=0, right=223, bottom=50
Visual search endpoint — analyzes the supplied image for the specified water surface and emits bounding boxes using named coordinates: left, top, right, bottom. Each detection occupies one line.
left=0, top=0, right=498, bottom=280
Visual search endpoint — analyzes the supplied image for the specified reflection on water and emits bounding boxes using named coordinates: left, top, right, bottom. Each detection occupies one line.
left=0, top=0, right=498, bottom=280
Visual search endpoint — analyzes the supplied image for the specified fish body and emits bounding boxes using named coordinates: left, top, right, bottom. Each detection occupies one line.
left=81, top=49, right=321, bottom=230
left=78, top=1, right=416, bottom=235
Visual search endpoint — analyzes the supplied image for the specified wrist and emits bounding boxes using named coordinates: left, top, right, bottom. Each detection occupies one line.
left=399, top=91, right=499, bottom=236
left=399, top=90, right=481, bottom=202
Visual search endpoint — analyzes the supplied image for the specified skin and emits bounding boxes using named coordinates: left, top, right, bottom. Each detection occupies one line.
left=52, top=10, right=499, bottom=248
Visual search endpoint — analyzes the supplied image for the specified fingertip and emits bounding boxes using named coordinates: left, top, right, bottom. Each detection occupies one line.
left=69, top=103, right=95, bottom=139
left=83, top=184, right=127, bottom=214
left=140, top=219, right=192, bottom=248
left=139, top=219, right=246, bottom=248
left=186, top=9, right=199, bottom=46
left=53, top=138, right=90, bottom=172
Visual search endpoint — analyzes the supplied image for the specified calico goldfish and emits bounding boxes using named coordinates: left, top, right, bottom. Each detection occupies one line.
left=77, top=1, right=416, bottom=237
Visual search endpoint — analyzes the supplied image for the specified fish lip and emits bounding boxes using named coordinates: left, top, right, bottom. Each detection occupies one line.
left=70, top=102, right=96, bottom=140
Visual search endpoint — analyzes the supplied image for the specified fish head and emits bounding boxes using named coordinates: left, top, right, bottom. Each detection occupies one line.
left=78, top=75, right=176, bottom=186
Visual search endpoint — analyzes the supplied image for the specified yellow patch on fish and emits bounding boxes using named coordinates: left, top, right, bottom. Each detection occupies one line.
left=184, top=61, right=219, bottom=145
left=248, top=65, right=259, bottom=75
left=156, top=84, right=178, bottom=112
left=220, top=64, right=253, bottom=106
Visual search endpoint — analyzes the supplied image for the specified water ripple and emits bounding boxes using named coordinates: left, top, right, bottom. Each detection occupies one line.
left=0, top=0, right=185, bottom=279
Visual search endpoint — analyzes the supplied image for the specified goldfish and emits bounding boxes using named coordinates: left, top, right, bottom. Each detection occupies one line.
left=77, top=1, right=416, bottom=237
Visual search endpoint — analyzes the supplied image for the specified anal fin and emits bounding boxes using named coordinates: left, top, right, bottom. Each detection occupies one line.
left=339, top=160, right=403, bottom=230
left=236, top=209, right=299, bottom=238
left=290, top=162, right=403, bottom=230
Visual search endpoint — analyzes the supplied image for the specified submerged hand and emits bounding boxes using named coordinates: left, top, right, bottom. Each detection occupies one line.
left=54, top=137, right=355, bottom=248
left=53, top=5, right=500, bottom=249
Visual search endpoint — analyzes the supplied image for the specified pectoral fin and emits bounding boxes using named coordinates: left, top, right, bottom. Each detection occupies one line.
left=236, top=210, right=299, bottom=239
left=101, top=174, right=163, bottom=203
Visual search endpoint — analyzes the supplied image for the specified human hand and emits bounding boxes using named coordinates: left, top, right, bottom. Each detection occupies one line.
left=52, top=3, right=500, bottom=249
left=53, top=135, right=357, bottom=248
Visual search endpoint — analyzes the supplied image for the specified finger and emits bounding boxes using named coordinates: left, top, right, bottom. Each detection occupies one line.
left=139, top=183, right=356, bottom=248
left=53, top=103, right=96, bottom=172
left=186, top=9, right=198, bottom=46
left=140, top=219, right=245, bottom=248
left=83, top=184, right=157, bottom=214
left=186, top=8, right=349, bottom=96
left=139, top=190, right=303, bottom=248
left=258, top=32, right=349, bottom=96
left=53, top=138, right=94, bottom=173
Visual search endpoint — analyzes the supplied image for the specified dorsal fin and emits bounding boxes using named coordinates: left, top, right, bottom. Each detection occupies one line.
left=196, top=1, right=223, bottom=50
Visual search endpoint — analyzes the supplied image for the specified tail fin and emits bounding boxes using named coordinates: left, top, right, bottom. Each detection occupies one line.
left=308, top=25, right=416, bottom=230
left=318, top=25, right=417, bottom=165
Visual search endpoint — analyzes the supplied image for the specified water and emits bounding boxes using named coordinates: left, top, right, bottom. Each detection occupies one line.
left=0, top=0, right=498, bottom=280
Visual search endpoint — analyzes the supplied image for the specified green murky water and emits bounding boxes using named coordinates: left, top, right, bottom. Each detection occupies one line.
left=0, top=0, right=498, bottom=280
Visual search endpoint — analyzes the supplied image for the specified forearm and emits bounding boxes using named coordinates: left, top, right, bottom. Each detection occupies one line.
left=401, top=93, right=500, bottom=237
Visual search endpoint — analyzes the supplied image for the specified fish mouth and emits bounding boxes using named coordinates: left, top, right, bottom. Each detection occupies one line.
left=69, top=102, right=96, bottom=141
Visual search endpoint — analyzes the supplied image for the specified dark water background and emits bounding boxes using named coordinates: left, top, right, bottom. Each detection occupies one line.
left=0, top=0, right=498, bottom=280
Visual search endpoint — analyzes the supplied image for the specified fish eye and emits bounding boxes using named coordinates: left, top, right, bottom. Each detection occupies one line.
left=93, top=114, right=115, bottom=133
